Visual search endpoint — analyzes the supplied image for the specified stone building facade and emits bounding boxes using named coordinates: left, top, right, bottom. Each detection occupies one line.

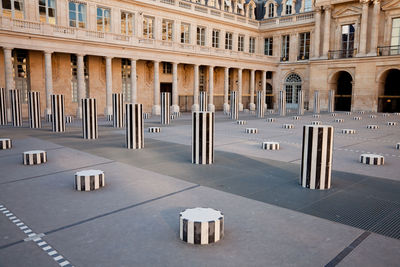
left=0, top=0, right=399, bottom=119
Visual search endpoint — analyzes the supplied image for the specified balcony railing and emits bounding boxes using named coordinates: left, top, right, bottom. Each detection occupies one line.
left=377, top=45, right=400, bottom=56
left=328, top=49, right=357, bottom=60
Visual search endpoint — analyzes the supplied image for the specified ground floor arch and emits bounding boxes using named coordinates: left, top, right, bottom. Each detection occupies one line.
left=332, top=71, right=353, bottom=111
left=284, top=73, right=302, bottom=109
left=378, top=69, right=400, bottom=113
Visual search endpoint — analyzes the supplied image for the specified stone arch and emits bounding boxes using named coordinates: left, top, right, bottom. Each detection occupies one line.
left=284, top=72, right=302, bottom=109
left=377, top=68, right=400, bottom=112
left=329, top=70, right=353, bottom=111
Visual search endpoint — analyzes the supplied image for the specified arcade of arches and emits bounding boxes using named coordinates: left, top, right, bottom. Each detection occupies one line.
left=379, top=69, right=400, bottom=113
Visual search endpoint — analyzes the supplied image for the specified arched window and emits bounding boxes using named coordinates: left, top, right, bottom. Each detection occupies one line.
left=268, top=3, right=274, bottom=18
left=284, top=73, right=302, bottom=108
left=286, top=0, right=292, bottom=15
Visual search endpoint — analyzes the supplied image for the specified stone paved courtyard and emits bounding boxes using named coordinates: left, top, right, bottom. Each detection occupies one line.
left=1, top=111, right=400, bottom=266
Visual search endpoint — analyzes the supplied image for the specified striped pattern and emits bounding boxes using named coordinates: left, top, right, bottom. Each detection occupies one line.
left=278, top=90, right=286, bottom=116
left=46, top=114, right=52, bottom=122
left=143, top=113, right=151, bottom=120
left=360, top=154, right=384, bottom=165
left=126, top=103, right=144, bottom=149
left=262, top=141, right=279, bottom=150
left=23, top=150, right=47, bottom=165
left=74, top=170, right=105, bottom=191
left=335, top=118, right=344, bottom=123
left=313, top=91, right=320, bottom=114
left=297, top=89, right=304, bottom=115
left=267, top=110, right=274, bottom=114
left=148, top=127, right=161, bottom=133
left=199, top=91, right=208, bottom=112
left=283, top=124, right=294, bottom=129
left=51, top=94, right=65, bottom=132
left=358, top=111, right=365, bottom=114
left=387, top=122, right=397, bottom=126
left=112, top=93, right=124, bottom=128
left=292, top=116, right=300, bottom=120
left=331, top=113, right=337, bottom=117
left=345, top=112, right=352, bottom=115
left=256, top=91, right=265, bottom=118
left=170, top=114, right=176, bottom=120
left=313, top=114, right=320, bottom=118
left=353, top=117, right=362, bottom=120
left=230, top=91, right=239, bottom=120
left=0, top=88, right=7, bottom=125
left=161, top=92, right=170, bottom=125
left=266, top=118, right=276, bottom=122
left=342, top=129, right=356, bottom=134
left=173, top=111, right=181, bottom=118
left=369, top=115, right=377, bottom=118
left=245, top=128, right=258, bottom=134
left=106, top=114, right=113, bottom=121
left=82, top=98, right=98, bottom=139
left=301, top=125, right=333, bottom=190
left=192, top=111, right=214, bottom=164
left=179, top=208, right=224, bottom=245
left=28, top=92, right=41, bottom=128
left=396, top=143, right=400, bottom=150
left=10, top=89, right=22, bottom=127
left=236, top=120, right=247, bottom=125
left=312, top=121, right=321, bottom=125
left=328, top=90, right=335, bottom=113
left=65, top=116, right=73, bottom=124
left=0, top=138, right=12, bottom=149
left=367, top=124, right=379, bottom=129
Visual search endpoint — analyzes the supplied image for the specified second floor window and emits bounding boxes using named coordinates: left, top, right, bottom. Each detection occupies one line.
left=281, top=35, right=290, bottom=61
left=197, top=26, right=206, bottom=46
left=249, top=37, right=255, bottom=53
left=143, top=16, right=154, bottom=39
left=264, top=37, right=273, bottom=56
left=298, top=32, right=310, bottom=60
left=212, top=29, right=220, bottom=48
left=69, top=1, right=86, bottom=28
left=342, top=24, right=355, bottom=57
left=225, top=32, right=233, bottom=50
left=391, top=18, right=400, bottom=48
left=97, top=7, right=111, bottom=32
left=39, top=0, right=56, bottom=24
left=268, top=3, right=274, bottom=18
left=1, top=0, right=24, bottom=19
left=238, top=35, right=244, bottom=52
left=121, top=12, right=134, bottom=35
left=162, top=20, right=173, bottom=41
left=181, top=23, right=190, bottom=43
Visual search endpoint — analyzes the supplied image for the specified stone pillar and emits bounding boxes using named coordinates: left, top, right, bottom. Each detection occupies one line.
left=313, top=7, right=321, bottom=58
left=28, top=92, right=41, bottom=129
left=208, top=66, right=215, bottom=112
left=192, top=64, right=199, bottom=111
left=328, top=90, right=335, bottom=113
left=223, top=67, right=230, bottom=113
left=279, top=90, right=286, bottom=116
left=369, top=0, right=380, bottom=56
left=161, top=92, right=170, bottom=125
left=3, top=47, right=13, bottom=122
left=314, top=91, right=320, bottom=114
left=192, top=111, right=214, bottom=164
left=171, top=62, right=179, bottom=112
left=76, top=54, right=85, bottom=119
left=256, top=91, right=264, bottom=118
left=44, top=51, right=53, bottom=116
left=152, top=61, right=161, bottom=115
left=105, top=56, right=113, bottom=117
left=82, top=98, right=98, bottom=139
left=298, top=89, right=304, bottom=115
left=322, top=6, right=331, bottom=59
left=126, top=103, right=144, bottom=149
left=238, top=68, right=243, bottom=111
left=249, top=69, right=255, bottom=111
left=51, top=94, right=65, bottom=133
left=230, top=91, right=239, bottom=120
left=358, top=0, right=369, bottom=56
left=262, top=71, right=267, bottom=110
left=130, top=59, right=137, bottom=103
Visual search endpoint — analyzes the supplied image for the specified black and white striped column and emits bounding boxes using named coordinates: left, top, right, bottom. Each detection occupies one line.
left=192, top=111, right=214, bottom=164
left=230, top=91, right=239, bottom=120
left=278, top=90, right=286, bottom=116
left=82, top=98, right=98, bottom=139
left=28, top=92, right=41, bottom=129
left=112, top=93, right=124, bottom=128
left=74, top=170, right=105, bottom=191
left=126, top=103, right=144, bottom=149
left=313, top=91, right=320, bottom=114
left=256, top=91, right=265, bottom=118
left=161, top=92, right=170, bottom=125
left=10, top=89, right=22, bottom=127
left=301, top=125, right=333, bottom=190
left=51, top=94, right=65, bottom=132
left=23, top=150, right=47, bottom=165
left=262, top=141, right=280, bottom=150
left=199, top=91, right=208, bottom=112
left=0, top=88, right=6, bottom=125
left=360, top=154, right=384, bottom=165
left=148, top=127, right=161, bottom=133
left=297, top=89, right=304, bottom=115
left=328, top=90, right=335, bottom=113
left=0, top=138, right=12, bottom=150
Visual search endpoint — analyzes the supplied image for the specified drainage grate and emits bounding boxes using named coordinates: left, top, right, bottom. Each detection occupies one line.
left=370, top=209, right=400, bottom=239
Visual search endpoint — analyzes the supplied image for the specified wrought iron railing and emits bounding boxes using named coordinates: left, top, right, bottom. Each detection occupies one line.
left=328, top=49, right=357, bottom=60
left=377, top=45, right=400, bottom=56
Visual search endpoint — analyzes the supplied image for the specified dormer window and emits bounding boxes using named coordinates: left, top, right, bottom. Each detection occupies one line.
left=286, top=0, right=292, bottom=15
left=268, top=3, right=274, bottom=18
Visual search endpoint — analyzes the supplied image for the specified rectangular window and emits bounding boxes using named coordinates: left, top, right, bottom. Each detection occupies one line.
left=341, top=24, right=355, bottom=58
left=238, top=35, right=244, bottom=52
left=97, top=7, right=111, bottom=32
left=281, top=35, right=290, bottom=61
left=1, top=0, right=24, bottom=19
left=264, top=37, right=273, bottom=56
left=121, top=59, right=131, bottom=102
left=69, top=1, right=86, bottom=28
left=143, top=16, right=154, bottom=39
left=70, top=55, right=89, bottom=102
left=39, top=0, right=56, bottom=24
left=163, top=62, right=172, bottom=74
left=181, top=23, right=190, bottom=44
left=162, top=19, right=173, bottom=41
left=391, top=18, right=400, bottom=55
left=225, top=32, right=233, bottom=50
left=121, top=11, right=134, bottom=35
left=212, top=29, right=220, bottom=48
left=197, top=26, right=206, bottom=46
left=249, top=37, right=255, bottom=53
left=298, top=32, right=310, bottom=60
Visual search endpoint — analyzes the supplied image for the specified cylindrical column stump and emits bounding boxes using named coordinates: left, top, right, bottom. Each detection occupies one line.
left=28, top=92, right=41, bottom=129
left=23, top=150, right=47, bottom=165
left=353, top=117, right=362, bottom=120
left=283, top=124, right=294, bottom=129
left=367, top=125, right=379, bottom=129
left=148, top=127, right=161, bottom=133
left=0, top=88, right=7, bottom=125
left=387, top=122, right=397, bottom=126
left=262, top=141, right=279, bottom=150
left=143, top=113, right=151, bottom=120
left=179, top=207, right=224, bottom=245
left=10, top=89, right=22, bottom=127
left=301, top=125, right=333, bottom=190
left=65, top=116, right=73, bottom=124
left=245, top=128, right=258, bottom=134
left=267, top=118, right=276, bottom=122
left=75, top=170, right=105, bottom=191
left=360, top=154, right=384, bottom=165
left=313, top=91, right=320, bottom=114
left=236, top=120, right=247, bottom=125
left=278, top=90, right=286, bottom=116
left=369, top=115, right=377, bottom=118
left=230, top=91, right=239, bottom=120
left=126, top=103, right=144, bottom=149
left=292, top=116, right=300, bottom=120
left=199, top=91, right=208, bottom=112
left=335, top=119, right=344, bottom=123
left=51, top=94, right=65, bottom=132
left=161, top=92, right=170, bottom=125
left=112, top=93, right=124, bottom=128
left=0, top=138, right=12, bottom=150
left=256, top=91, right=265, bottom=118
left=396, top=143, right=400, bottom=150
left=297, top=89, right=304, bottom=115
left=312, top=121, right=321, bottom=125
left=342, top=129, right=356, bottom=134
left=192, top=111, right=214, bottom=164
left=82, top=98, right=98, bottom=139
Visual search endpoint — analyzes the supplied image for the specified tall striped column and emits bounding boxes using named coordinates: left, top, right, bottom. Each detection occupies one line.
left=112, top=93, right=124, bottom=128
left=161, top=92, right=170, bottom=125
left=256, top=91, right=265, bottom=118
left=0, top=88, right=7, bottom=125
left=328, top=90, right=335, bottom=113
left=10, top=89, right=22, bottom=127
left=28, top=92, right=41, bottom=128
left=199, top=91, right=208, bottom=111
left=82, top=98, right=98, bottom=139
left=126, top=103, right=144, bottom=149
left=192, top=111, right=214, bottom=164
left=278, top=90, right=286, bottom=116
left=297, top=89, right=304, bottom=115
left=301, top=125, right=333, bottom=190
left=313, top=91, right=320, bottom=114
left=230, top=91, right=239, bottom=120
left=51, top=94, right=65, bottom=132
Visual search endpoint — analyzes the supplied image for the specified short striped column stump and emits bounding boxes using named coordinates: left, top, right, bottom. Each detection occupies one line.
left=383, top=113, right=390, bottom=117
left=334, top=119, right=344, bottom=123
left=342, top=129, right=356, bottom=134
left=143, top=113, right=151, bottom=119
left=65, top=116, right=73, bottom=124
left=23, top=150, right=47, bottom=165
left=170, top=114, right=175, bottom=120
left=292, top=116, right=300, bottom=120
left=262, top=141, right=279, bottom=150
left=301, top=125, right=333, bottom=190
left=148, top=127, right=161, bottom=133
left=266, top=118, right=276, bottom=122
left=396, top=143, right=400, bottom=150
left=369, top=115, right=377, bottom=118
left=345, top=112, right=351, bottom=115
left=106, top=114, right=113, bottom=121
left=313, top=114, right=320, bottom=118
left=179, top=207, right=224, bottom=245
left=173, top=112, right=181, bottom=118
left=387, top=122, right=397, bottom=126
left=0, top=138, right=12, bottom=150
left=360, top=154, right=384, bottom=165
left=358, top=111, right=365, bottom=114
left=267, top=110, right=274, bottom=114
left=367, top=125, right=379, bottom=129
left=74, top=170, right=105, bottom=191
left=311, top=121, right=321, bottom=125
left=283, top=124, right=294, bottom=129
left=353, top=117, right=362, bottom=120
left=245, top=128, right=258, bottom=134
left=46, top=114, right=52, bottom=122
left=331, top=113, right=337, bottom=117
left=236, top=120, right=247, bottom=125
